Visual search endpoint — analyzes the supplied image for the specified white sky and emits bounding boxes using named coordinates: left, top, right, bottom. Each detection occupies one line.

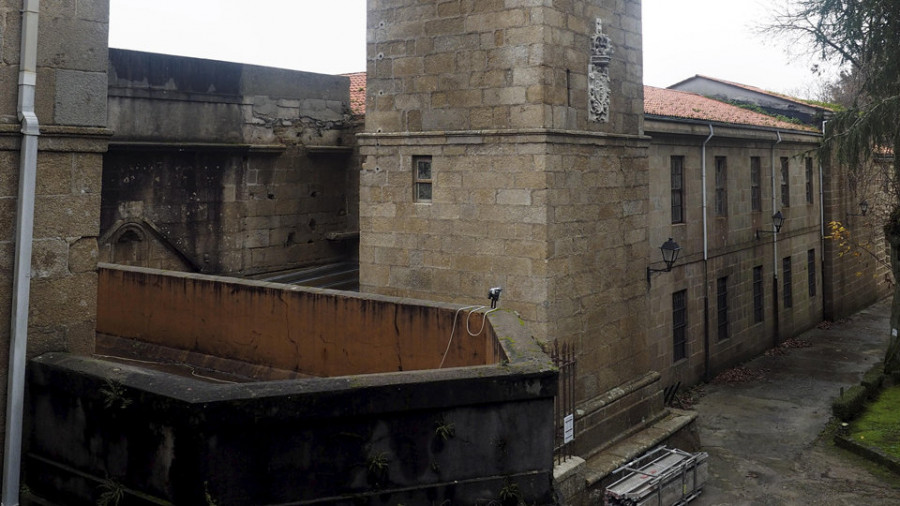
left=108, top=0, right=831, bottom=99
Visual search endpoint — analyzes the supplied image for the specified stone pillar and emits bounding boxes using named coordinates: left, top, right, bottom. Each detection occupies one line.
left=0, top=0, right=109, bottom=449
left=359, top=0, right=657, bottom=453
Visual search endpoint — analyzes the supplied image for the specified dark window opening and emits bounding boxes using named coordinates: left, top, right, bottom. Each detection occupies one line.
left=808, top=249, right=816, bottom=297
left=783, top=256, right=793, bottom=308
left=671, top=156, right=684, bottom=224
left=805, top=157, right=814, bottom=205
left=753, top=265, right=764, bottom=323
left=781, top=157, right=790, bottom=207
left=717, top=276, right=729, bottom=340
left=715, top=156, right=727, bottom=216
left=751, top=156, right=762, bottom=212
left=673, top=290, right=687, bottom=362
left=414, top=156, right=433, bottom=202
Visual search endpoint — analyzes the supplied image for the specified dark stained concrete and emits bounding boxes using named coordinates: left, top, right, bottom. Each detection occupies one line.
left=693, top=299, right=900, bottom=505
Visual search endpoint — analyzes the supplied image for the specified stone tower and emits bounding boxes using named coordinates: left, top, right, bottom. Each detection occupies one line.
left=359, top=0, right=658, bottom=453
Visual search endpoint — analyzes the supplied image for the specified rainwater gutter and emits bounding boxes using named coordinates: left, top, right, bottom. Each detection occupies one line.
left=3, top=1, right=40, bottom=504
left=819, top=122, right=827, bottom=320
left=771, top=130, right=782, bottom=348
left=701, top=124, right=713, bottom=382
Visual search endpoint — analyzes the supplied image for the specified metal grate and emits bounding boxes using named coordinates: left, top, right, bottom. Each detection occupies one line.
left=551, top=340, right=576, bottom=465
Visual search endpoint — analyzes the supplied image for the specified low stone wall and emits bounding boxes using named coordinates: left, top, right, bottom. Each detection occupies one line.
left=26, top=345, right=556, bottom=505
left=28, top=265, right=557, bottom=505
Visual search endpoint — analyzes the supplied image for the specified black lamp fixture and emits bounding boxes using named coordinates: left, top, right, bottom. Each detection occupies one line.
left=756, top=210, right=785, bottom=240
left=647, top=238, right=681, bottom=284
left=848, top=200, right=869, bottom=217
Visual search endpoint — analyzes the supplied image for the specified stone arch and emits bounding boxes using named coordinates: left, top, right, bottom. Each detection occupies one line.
left=110, top=222, right=149, bottom=266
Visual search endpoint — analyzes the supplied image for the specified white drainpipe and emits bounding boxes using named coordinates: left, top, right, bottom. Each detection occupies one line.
left=701, top=124, right=714, bottom=261
left=771, top=130, right=782, bottom=347
left=3, top=1, right=40, bottom=504
left=701, top=124, right=713, bottom=380
left=819, top=122, right=827, bottom=282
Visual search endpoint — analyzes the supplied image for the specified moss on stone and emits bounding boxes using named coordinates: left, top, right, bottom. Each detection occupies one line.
left=848, top=385, right=900, bottom=461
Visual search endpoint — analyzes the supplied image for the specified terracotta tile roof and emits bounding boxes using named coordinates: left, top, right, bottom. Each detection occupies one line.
left=341, top=71, right=366, bottom=115
left=338, top=73, right=816, bottom=131
left=683, top=74, right=835, bottom=112
left=644, top=86, right=818, bottom=132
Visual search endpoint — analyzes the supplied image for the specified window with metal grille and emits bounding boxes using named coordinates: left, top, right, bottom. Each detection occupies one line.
left=808, top=249, right=816, bottom=297
left=717, top=276, right=729, bottom=340
left=783, top=256, right=793, bottom=308
left=413, top=156, right=432, bottom=202
left=715, top=156, right=727, bottom=216
left=673, top=290, right=687, bottom=362
left=671, top=156, right=684, bottom=223
left=750, top=156, right=761, bottom=212
left=805, top=157, right=814, bottom=204
left=781, top=157, right=790, bottom=207
left=753, top=265, right=764, bottom=323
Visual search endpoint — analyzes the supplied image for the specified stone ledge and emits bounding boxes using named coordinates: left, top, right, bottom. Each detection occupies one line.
left=553, top=456, right=586, bottom=506
left=835, top=433, right=900, bottom=475
left=584, top=408, right=698, bottom=488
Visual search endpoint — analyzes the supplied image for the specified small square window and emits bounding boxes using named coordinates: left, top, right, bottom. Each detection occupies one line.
left=414, top=156, right=432, bottom=203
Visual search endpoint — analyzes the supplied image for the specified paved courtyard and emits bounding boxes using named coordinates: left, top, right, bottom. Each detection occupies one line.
left=693, top=299, right=900, bottom=505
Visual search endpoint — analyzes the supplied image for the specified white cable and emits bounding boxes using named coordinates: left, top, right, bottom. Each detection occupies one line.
left=439, top=305, right=482, bottom=369
left=466, top=307, right=499, bottom=336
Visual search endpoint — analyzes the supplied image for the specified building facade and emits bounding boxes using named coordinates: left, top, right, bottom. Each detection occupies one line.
left=101, top=49, right=362, bottom=277
left=357, top=0, right=667, bottom=457
left=645, top=87, right=826, bottom=387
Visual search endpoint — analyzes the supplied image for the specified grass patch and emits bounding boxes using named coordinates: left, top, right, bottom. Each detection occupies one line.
left=848, top=384, right=900, bottom=460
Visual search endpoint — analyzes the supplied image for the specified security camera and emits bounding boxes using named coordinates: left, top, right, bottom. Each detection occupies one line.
left=488, top=286, right=502, bottom=308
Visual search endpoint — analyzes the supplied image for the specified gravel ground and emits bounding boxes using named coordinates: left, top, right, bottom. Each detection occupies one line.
left=691, top=299, right=900, bottom=505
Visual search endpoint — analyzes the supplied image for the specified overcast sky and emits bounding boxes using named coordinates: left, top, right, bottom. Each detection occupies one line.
left=108, top=0, right=831, bottom=99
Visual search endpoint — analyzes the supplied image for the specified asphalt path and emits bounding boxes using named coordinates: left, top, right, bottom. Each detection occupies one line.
left=692, top=299, right=900, bottom=505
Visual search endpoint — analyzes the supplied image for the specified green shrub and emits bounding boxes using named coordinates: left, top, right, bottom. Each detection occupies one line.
left=833, top=384, right=868, bottom=421
left=861, top=368, right=885, bottom=395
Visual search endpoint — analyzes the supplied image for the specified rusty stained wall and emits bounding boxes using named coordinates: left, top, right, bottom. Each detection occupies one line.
left=96, top=264, right=503, bottom=376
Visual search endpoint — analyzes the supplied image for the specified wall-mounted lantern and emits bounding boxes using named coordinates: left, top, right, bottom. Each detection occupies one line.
left=647, top=238, right=681, bottom=284
left=848, top=200, right=868, bottom=217
left=756, top=210, right=785, bottom=240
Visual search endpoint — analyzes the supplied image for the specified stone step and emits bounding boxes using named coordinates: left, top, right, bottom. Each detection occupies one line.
left=584, top=408, right=698, bottom=489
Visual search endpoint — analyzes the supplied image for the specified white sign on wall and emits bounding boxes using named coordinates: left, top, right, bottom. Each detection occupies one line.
left=564, top=414, right=574, bottom=443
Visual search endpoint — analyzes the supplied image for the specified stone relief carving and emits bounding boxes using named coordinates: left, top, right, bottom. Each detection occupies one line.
left=589, top=18, right=613, bottom=123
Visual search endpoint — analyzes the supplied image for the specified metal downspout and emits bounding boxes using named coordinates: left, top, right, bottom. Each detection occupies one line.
left=819, top=122, right=827, bottom=320
left=4, top=1, right=40, bottom=504
left=701, top=124, right=713, bottom=382
left=772, top=130, right=782, bottom=347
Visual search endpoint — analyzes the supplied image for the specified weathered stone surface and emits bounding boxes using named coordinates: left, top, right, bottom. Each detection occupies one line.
left=36, top=152, right=73, bottom=196
left=54, top=70, right=108, bottom=127
left=0, top=150, right=19, bottom=198
left=102, top=50, right=360, bottom=276
left=34, top=193, right=101, bottom=238
left=30, top=239, right=69, bottom=279
left=68, top=237, right=98, bottom=273
left=29, top=272, right=97, bottom=329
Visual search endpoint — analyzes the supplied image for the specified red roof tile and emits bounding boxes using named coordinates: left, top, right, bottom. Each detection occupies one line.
left=341, top=71, right=366, bottom=115
left=644, top=86, right=818, bottom=132
left=338, top=74, right=816, bottom=132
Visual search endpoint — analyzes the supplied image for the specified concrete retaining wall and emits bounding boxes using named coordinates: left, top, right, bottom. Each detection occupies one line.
left=96, top=263, right=503, bottom=376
